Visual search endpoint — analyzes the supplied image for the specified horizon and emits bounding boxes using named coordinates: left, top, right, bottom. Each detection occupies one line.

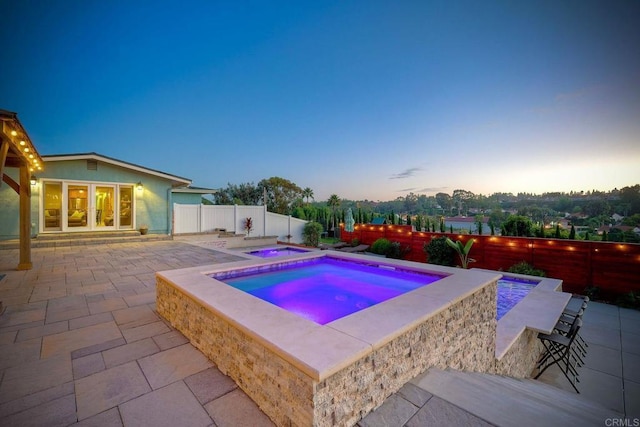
left=2, top=1, right=639, bottom=201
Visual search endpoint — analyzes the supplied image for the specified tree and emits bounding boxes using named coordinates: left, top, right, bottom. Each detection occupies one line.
left=327, top=194, right=341, bottom=233
left=502, top=215, right=534, bottom=237
left=258, top=177, right=303, bottom=215
left=569, top=225, right=576, bottom=239
left=302, top=222, right=324, bottom=247
left=435, top=192, right=452, bottom=215
left=302, top=187, right=314, bottom=205
left=213, top=182, right=262, bottom=205
left=619, top=185, right=640, bottom=214
left=414, top=215, right=422, bottom=231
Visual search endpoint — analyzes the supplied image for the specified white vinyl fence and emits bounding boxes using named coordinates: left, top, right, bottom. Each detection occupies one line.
left=173, top=204, right=307, bottom=244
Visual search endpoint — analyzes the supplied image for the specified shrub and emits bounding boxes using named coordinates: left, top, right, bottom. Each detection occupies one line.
left=502, top=215, right=534, bottom=237
left=371, top=238, right=391, bottom=255
left=302, top=222, right=324, bottom=247
left=616, top=292, right=640, bottom=310
left=584, top=286, right=601, bottom=301
left=507, top=261, right=546, bottom=277
left=387, top=241, right=411, bottom=259
left=424, top=236, right=455, bottom=266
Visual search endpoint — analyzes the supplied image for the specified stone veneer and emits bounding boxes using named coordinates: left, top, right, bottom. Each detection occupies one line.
left=493, top=328, right=545, bottom=378
left=156, top=255, right=498, bottom=427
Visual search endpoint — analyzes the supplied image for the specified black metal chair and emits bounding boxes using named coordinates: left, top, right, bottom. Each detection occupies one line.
left=535, top=317, right=583, bottom=393
left=559, top=296, right=589, bottom=354
left=554, top=308, right=586, bottom=365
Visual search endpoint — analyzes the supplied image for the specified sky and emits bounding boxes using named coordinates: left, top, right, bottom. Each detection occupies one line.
left=2, top=0, right=639, bottom=202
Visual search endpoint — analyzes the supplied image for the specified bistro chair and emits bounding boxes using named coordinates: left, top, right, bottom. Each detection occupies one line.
left=535, top=317, right=583, bottom=393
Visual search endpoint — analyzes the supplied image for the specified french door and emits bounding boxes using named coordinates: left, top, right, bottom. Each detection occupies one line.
left=43, top=181, right=134, bottom=232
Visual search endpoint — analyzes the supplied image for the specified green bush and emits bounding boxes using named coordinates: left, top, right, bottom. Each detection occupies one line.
left=371, top=238, right=391, bottom=255
left=424, top=236, right=455, bottom=266
left=616, top=292, right=640, bottom=310
left=502, top=215, right=534, bottom=237
left=507, top=261, right=546, bottom=277
left=387, top=241, right=411, bottom=259
left=302, top=222, right=324, bottom=247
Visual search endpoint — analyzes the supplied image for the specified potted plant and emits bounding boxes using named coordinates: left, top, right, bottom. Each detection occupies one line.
left=139, top=225, right=149, bottom=235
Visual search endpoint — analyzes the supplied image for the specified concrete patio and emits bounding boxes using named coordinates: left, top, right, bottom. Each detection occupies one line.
left=0, top=239, right=638, bottom=426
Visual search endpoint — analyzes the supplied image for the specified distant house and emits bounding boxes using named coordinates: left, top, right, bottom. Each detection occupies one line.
left=0, top=152, right=215, bottom=239
left=370, top=217, right=388, bottom=225
left=597, top=225, right=639, bottom=236
left=443, top=216, right=490, bottom=234
left=611, top=213, right=624, bottom=223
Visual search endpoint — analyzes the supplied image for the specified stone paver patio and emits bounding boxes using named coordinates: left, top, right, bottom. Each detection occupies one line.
left=1, top=240, right=637, bottom=426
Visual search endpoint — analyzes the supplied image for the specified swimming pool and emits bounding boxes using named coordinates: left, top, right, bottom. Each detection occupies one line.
left=496, top=277, right=540, bottom=320
left=214, top=257, right=446, bottom=324
left=157, top=251, right=501, bottom=426
left=245, top=246, right=311, bottom=258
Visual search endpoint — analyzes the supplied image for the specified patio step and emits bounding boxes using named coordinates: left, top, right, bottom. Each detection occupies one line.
left=0, top=231, right=173, bottom=249
left=412, top=368, right=621, bottom=426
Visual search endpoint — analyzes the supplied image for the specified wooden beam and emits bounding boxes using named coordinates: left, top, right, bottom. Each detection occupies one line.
left=2, top=173, right=20, bottom=194
left=17, top=165, right=32, bottom=270
left=0, top=139, right=9, bottom=187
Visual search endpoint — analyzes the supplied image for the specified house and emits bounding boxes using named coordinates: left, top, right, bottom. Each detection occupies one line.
left=0, top=152, right=215, bottom=239
left=444, top=216, right=490, bottom=234
left=370, top=217, right=388, bottom=225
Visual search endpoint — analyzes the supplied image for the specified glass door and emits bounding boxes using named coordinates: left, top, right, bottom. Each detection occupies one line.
left=118, top=186, right=133, bottom=228
left=67, top=184, right=89, bottom=230
left=95, top=185, right=116, bottom=229
left=43, top=182, right=62, bottom=231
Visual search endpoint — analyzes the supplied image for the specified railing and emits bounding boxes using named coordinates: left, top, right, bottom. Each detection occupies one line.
left=341, top=224, right=640, bottom=299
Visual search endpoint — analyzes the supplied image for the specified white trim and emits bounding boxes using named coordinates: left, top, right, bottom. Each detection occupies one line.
left=172, top=188, right=217, bottom=194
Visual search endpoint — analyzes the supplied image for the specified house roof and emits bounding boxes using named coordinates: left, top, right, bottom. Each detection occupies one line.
left=42, top=152, right=191, bottom=187
left=371, top=217, right=388, bottom=225
left=0, top=109, right=44, bottom=173
left=172, top=186, right=217, bottom=195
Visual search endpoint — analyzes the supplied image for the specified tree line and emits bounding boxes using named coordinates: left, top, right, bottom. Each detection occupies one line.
left=208, top=179, right=640, bottom=242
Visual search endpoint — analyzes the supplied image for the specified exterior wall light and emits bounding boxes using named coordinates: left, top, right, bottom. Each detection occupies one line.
left=136, top=181, right=143, bottom=191
left=30, top=175, right=37, bottom=186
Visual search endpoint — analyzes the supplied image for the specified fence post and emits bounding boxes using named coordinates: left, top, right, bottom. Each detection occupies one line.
left=263, top=205, right=267, bottom=237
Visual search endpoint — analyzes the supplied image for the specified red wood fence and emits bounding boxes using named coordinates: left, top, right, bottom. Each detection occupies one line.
left=340, top=224, right=640, bottom=299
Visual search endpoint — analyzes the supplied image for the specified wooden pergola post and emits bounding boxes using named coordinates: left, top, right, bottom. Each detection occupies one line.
left=0, top=110, right=43, bottom=271
left=18, top=164, right=32, bottom=270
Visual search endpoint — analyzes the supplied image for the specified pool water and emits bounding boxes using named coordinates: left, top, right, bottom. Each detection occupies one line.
left=247, top=247, right=310, bottom=258
left=497, top=277, right=540, bottom=319
left=214, top=257, right=447, bottom=325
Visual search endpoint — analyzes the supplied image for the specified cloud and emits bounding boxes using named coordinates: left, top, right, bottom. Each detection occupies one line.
left=389, top=167, right=421, bottom=179
left=417, top=186, right=449, bottom=193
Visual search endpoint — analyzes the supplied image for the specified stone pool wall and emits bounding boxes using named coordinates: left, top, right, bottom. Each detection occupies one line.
left=493, top=329, right=544, bottom=378
left=157, top=275, right=497, bottom=426
left=315, top=282, right=497, bottom=426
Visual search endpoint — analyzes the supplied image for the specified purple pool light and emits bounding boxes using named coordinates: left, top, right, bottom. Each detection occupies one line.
left=246, top=247, right=310, bottom=258
left=497, top=277, right=540, bottom=319
left=213, top=257, right=447, bottom=325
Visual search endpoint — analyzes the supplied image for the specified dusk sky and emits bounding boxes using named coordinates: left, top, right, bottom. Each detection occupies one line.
left=2, top=1, right=639, bottom=201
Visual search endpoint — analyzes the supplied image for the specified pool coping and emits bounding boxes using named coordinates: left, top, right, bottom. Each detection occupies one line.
left=157, top=251, right=501, bottom=381
left=474, top=268, right=572, bottom=359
